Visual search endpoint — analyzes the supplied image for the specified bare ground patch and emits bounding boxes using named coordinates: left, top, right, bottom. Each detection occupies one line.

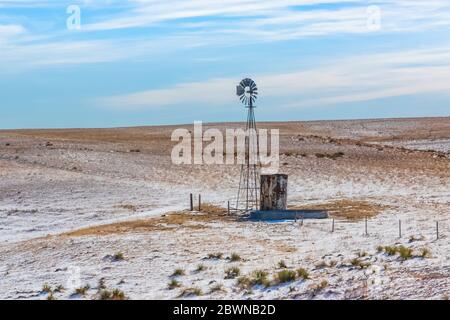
left=289, top=199, right=390, bottom=221
left=64, top=204, right=232, bottom=237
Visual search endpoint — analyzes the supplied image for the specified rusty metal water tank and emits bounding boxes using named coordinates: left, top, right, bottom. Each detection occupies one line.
left=260, top=174, right=288, bottom=211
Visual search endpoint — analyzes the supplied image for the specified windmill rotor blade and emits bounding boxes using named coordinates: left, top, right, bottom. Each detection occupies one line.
left=236, top=78, right=258, bottom=106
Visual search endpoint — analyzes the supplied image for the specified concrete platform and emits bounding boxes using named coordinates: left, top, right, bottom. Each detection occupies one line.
left=248, top=210, right=328, bottom=221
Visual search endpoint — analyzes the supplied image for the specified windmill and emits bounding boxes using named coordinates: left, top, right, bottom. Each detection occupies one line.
left=235, top=78, right=260, bottom=213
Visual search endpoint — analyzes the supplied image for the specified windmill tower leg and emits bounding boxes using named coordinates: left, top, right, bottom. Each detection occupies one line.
left=235, top=89, right=260, bottom=214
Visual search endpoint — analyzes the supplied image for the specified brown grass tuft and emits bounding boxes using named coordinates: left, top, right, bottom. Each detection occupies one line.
left=290, top=199, right=389, bottom=221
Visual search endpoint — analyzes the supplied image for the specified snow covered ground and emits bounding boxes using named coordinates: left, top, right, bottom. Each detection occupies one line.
left=0, top=117, right=449, bottom=300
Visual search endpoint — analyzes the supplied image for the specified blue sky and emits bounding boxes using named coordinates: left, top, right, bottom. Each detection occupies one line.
left=1, top=0, right=450, bottom=129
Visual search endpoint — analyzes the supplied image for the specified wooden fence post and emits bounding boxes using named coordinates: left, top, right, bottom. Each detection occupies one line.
left=332, top=219, right=335, bottom=233
left=227, top=201, right=230, bottom=215
left=365, top=217, right=368, bottom=236
left=399, top=220, right=402, bottom=238
left=436, top=221, right=439, bottom=240
left=190, top=193, right=193, bottom=211
left=198, top=194, right=201, bottom=211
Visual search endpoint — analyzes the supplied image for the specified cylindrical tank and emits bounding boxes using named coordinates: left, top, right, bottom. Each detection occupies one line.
left=260, top=174, right=288, bottom=211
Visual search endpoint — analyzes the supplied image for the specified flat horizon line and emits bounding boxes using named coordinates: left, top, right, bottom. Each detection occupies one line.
left=1, top=115, right=449, bottom=131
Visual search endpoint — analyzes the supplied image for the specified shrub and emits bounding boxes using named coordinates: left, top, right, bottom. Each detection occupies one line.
left=75, top=285, right=90, bottom=296
left=47, top=292, right=56, bottom=300
left=398, top=246, right=413, bottom=260
left=97, top=278, right=106, bottom=290
left=350, top=258, right=371, bottom=269
left=376, top=245, right=384, bottom=253
left=113, top=252, right=125, bottom=261
left=276, top=270, right=297, bottom=283
left=207, top=252, right=223, bottom=259
left=225, top=267, right=241, bottom=279
left=196, top=264, right=206, bottom=272
left=172, top=268, right=185, bottom=277
left=99, top=288, right=126, bottom=300
left=329, top=152, right=345, bottom=160
left=179, top=287, right=202, bottom=297
left=384, top=246, right=397, bottom=256
left=315, top=260, right=328, bottom=269
left=236, top=276, right=252, bottom=290
left=230, top=253, right=241, bottom=262
left=315, top=153, right=326, bottom=158
left=42, top=283, right=52, bottom=293
left=54, top=285, right=65, bottom=293
left=310, top=280, right=328, bottom=297
left=111, top=289, right=126, bottom=300
left=319, top=280, right=328, bottom=289
left=168, top=279, right=181, bottom=290
left=209, top=283, right=225, bottom=293
left=420, top=248, right=431, bottom=258
left=99, top=290, right=112, bottom=300
left=357, top=251, right=367, bottom=257
left=296, top=268, right=309, bottom=280
left=277, top=260, right=287, bottom=269
left=252, top=270, right=270, bottom=287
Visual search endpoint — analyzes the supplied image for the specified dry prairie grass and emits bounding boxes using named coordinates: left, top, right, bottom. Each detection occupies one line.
left=199, top=203, right=227, bottom=214
left=290, top=199, right=389, bottom=221
left=64, top=208, right=233, bottom=237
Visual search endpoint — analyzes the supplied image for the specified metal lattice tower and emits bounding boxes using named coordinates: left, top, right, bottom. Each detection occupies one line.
left=235, top=78, right=260, bottom=213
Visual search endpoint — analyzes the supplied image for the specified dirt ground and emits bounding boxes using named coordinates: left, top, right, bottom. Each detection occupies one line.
left=0, top=117, right=449, bottom=300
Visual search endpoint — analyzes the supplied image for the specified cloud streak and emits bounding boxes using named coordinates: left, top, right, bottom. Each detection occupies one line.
left=2, top=0, right=450, bottom=70
left=98, top=45, right=450, bottom=110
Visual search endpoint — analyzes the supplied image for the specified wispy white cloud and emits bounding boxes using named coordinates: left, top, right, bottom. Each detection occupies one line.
left=0, top=24, right=25, bottom=41
left=97, top=45, right=450, bottom=109
left=2, top=0, right=450, bottom=70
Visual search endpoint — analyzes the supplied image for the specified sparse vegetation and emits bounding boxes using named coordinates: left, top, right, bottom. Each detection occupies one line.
left=42, top=283, right=52, bottom=293
left=207, top=252, right=223, bottom=260
left=378, top=245, right=414, bottom=260
left=54, top=285, right=65, bottom=293
left=99, top=288, right=126, bottom=300
left=357, top=251, right=368, bottom=257
left=315, top=260, right=328, bottom=269
left=118, top=204, right=138, bottom=212
left=225, top=267, right=241, bottom=279
left=252, top=270, right=270, bottom=287
left=350, top=258, right=371, bottom=269
left=398, top=246, right=413, bottom=260
left=179, top=287, right=202, bottom=297
left=98, top=278, right=106, bottom=290
left=74, top=285, right=90, bottom=296
left=196, top=264, right=206, bottom=272
left=383, top=246, right=398, bottom=256
left=47, top=292, right=56, bottom=300
left=111, top=289, right=126, bottom=300
left=230, top=253, right=241, bottom=262
left=315, top=152, right=344, bottom=160
left=296, top=268, right=309, bottom=280
left=209, top=283, right=225, bottom=293
left=199, top=203, right=227, bottom=214
left=420, top=248, right=431, bottom=258
left=172, top=268, right=185, bottom=277
left=310, top=280, right=329, bottom=297
left=276, top=270, right=297, bottom=283
left=277, top=260, right=287, bottom=269
left=236, top=276, right=252, bottom=290
left=408, top=235, right=423, bottom=243
left=113, top=252, right=125, bottom=261
left=168, top=279, right=181, bottom=290
left=315, top=153, right=326, bottom=158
